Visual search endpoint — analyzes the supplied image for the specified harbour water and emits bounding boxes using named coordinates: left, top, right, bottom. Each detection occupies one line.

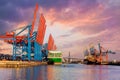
left=0, top=64, right=120, bottom=80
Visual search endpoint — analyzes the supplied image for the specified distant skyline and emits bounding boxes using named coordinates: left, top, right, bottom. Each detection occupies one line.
left=0, top=0, right=120, bottom=60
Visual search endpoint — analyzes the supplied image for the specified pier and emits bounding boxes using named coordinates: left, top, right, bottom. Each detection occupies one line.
left=0, top=61, right=47, bottom=68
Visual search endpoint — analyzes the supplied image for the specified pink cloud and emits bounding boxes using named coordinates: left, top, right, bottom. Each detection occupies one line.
left=0, top=40, right=12, bottom=54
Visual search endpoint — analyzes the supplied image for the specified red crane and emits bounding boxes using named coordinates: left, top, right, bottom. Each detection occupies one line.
left=0, top=3, right=38, bottom=44
left=47, top=34, right=57, bottom=51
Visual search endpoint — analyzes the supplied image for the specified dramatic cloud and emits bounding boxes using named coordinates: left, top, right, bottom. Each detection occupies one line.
left=0, top=40, right=12, bottom=54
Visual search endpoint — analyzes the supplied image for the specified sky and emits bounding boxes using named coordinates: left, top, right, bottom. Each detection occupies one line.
left=0, top=0, right=120, bottom=60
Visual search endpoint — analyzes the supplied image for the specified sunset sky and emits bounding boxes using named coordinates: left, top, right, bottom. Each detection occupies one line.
left=0, top=0, right=120, bottom=60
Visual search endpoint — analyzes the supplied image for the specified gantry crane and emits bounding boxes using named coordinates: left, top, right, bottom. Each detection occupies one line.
left=0, top=3, right=57, bottom=61
left=84, top=43, right=115, bottom=64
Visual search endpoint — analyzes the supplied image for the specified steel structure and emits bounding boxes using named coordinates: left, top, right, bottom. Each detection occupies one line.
left=84, top=43, right=115, bottom=64
left=97, top=43, right=115, bottom=63
left=12, top=3, right=45, bottom=61
left=0, top=3, right=57, bottom=61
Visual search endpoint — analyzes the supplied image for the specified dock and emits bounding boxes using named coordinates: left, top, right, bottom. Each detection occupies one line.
left=0, top=61, right=47, bottom=68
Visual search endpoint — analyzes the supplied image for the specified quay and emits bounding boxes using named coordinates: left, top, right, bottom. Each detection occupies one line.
left=0, top=61, right=47, bottom=68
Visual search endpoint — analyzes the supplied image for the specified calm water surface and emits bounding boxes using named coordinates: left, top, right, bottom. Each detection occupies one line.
left=0, top=64, right=120, bottom=80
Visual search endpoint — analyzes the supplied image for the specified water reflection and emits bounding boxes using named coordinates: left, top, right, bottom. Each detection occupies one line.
left=0, top=64, right=120, bottom=80
left=81, top=65, right=108, bottom=80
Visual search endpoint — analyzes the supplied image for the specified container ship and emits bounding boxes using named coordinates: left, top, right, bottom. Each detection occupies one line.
left=83, top=43, right=115, bottom=64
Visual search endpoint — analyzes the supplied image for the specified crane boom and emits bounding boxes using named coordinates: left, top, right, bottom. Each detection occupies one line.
left=30, top=3, right=38, bottom=37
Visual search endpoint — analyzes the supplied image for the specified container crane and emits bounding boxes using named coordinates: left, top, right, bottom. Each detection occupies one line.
left=83, top=43, right=115, bottom=64
left=0, top=3, right=47, bottom=61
